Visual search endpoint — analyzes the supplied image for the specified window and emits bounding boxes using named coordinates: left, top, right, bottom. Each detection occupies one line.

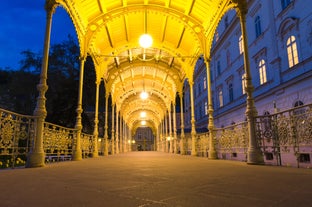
left=226, top=50, right=231, bottom=67
left=293, top=100, right=305, bottom=116
left=299, top=154, right=310, bottom=163
left=242, top=73, right=246, bottom=94
left=228, top=83, right=234, bottom=102
left=287, top=35, right=299, bottom=68
left=255, top=16, right=262, bottom=38
left=265, top=153, right=274, bottom=160
left=281, top=0, right=291, bottom=10
left=225, top=16, right=229, bottom=28
left=205, top=101, right=208, bottom=115
left=239, top=35, right=244, bottom=54
left=259, top=59, right=267, bottom=85
left=217, top=61, right=221, bottom=76
left=215, top=31, right=219, bottom=42
left=218, top=89, right=223, bottom=107
left=203, top=77, right=207, bottom=90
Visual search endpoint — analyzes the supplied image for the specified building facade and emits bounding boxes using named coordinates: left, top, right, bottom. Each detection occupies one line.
left=184, top=0, right=312, bottom=130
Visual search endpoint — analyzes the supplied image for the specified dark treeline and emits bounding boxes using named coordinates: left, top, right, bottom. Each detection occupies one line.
left=0, top=35, right=103, bottom=134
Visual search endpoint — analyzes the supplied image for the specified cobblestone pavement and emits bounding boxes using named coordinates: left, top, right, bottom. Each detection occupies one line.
left=0, top=151, right=312, bottom=207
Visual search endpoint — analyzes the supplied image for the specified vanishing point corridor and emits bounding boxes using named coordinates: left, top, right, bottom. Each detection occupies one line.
left=0, top=152, right=311, bottom=207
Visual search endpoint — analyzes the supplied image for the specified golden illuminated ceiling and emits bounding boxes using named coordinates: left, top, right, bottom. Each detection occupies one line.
left=55, top=0, right=241, bottom=132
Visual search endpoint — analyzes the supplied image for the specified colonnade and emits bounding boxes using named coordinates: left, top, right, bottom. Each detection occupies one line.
left=26, top=0, right=264, bottom=167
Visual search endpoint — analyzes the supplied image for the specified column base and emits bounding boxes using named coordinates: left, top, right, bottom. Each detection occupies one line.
left=208, top=150, right=218, bottom=159
left=26, top=152, right=45, bottom=168
left=247, top=148, right=264, bottom=165
left=91, top=151, right=99, bottom=158
left=191, top=150, right=197, bottom=156
left=72, top=150, right=82, bottom=161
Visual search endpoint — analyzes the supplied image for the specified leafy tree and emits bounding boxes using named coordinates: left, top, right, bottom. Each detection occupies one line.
left=1, top=35, right=97, bottom=133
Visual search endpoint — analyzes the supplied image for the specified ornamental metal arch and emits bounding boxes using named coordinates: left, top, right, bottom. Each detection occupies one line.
left=27, top=0, right=264, bottom=167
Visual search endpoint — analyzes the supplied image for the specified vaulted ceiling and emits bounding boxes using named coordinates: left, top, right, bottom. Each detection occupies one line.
left=54, top=0, right=241, bottom=133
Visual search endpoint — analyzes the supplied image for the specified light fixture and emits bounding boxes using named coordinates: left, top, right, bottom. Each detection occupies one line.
left=140, top=111, right=146, bottom=118
left=140, top=91, right=148, bottom=100
left=141, top=120, right=146, bottom=125
left=139, top=34, right=153, bottom=48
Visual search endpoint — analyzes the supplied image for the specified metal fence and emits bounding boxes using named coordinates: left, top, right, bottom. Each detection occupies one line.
left=182, top=103, right=312, bottom=168
left=255, top=103, right=312, bottom=168
left=2, top=103, right=312, bottom=168
left=0, top=108, right=34, bottom=168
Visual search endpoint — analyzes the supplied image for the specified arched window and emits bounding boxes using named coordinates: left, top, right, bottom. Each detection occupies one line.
left=281, top=0, right=291, bottom=10
left=259, top=59, right=267, bottom=85
left=293, top=100, right=305, bottom=116
left=255, top=16, right=262, bottom=38
left=287, top=35, right=299, bottom=68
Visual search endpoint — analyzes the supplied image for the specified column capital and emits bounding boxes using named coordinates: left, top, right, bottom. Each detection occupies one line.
left=79, top=55, right=87, bottom=62
left=232, top=0, right=248, bottom=18
left=45, top=0, right=58, bottom=14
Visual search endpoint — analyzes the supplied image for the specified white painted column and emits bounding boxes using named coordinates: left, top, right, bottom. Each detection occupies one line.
left=104, top=95, right=109, bottom=156
left=204, top=59, right=217, bottom=159
left=111, top=104, right=115, bottom=155
left=27, top=1, right=57, bottom=168
left=180, top=93, right=186, bottom=155
left=236, top=1, right=264, bottom=164
left=116, top=110, right=119, bottom=154
left=92, top=80, right=100, bottom=157
left=190, top=82, right=197, bottom=156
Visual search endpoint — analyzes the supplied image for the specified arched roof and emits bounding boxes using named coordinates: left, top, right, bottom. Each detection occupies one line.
left=54, top=0, right=241, bottom=132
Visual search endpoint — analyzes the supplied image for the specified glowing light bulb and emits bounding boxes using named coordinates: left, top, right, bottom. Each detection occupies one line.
left=139, top=34, right=153, bottom=48
left=140, top=91, right=148, bottom=100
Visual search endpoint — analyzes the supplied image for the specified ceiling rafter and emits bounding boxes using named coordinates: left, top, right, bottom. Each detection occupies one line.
left=57, top=0, right=234, bottom=130
left=185, top=0, right=196, bottom=15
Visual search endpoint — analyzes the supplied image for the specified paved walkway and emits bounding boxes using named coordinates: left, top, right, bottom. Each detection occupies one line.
left=0, top=152, right=312, bottom=207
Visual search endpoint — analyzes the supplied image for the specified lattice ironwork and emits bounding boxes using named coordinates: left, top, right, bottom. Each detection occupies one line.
left=0, top=109, right=34, bottom=168
left=255, top=103, right=312, bottom=166
left=43, top=122, right=75, bottom=162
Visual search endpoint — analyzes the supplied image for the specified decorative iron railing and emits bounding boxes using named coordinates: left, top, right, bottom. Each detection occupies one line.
left=0, top=108, right=34, bottom=168
left=2, top=103, right=312, bottom=169
left=43, top=122, right=76, bottom=162
left=255, top=103, right=312, bottom=167
left=214, top=122, right=249, bottom=161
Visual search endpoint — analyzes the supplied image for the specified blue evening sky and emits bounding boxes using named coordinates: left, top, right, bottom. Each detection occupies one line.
left=0, top=1, right=77, bottom=70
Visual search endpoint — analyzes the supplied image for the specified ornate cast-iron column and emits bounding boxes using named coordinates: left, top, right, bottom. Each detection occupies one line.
left=111, top=104, right=115, bottom=155
left=235, top=0, right=264, bottom=164
left=27, top=1, right=57, bottom=167
left=169, top=106, right=173, bottom=153
left=165, top=112, right=168, bottom=152
left=190, top=82, right=197, bottom=156
left=162, top=119, right=165, bottom=152
left=120, top=116, right=123, bottom=153
left=205, top=59, right=217, bottom=159
left=180, top=92, right=186, bottom=155
left=72, top=56, right=86, bottom=161
left=116, top=110, right=119, bottom=154
left=173, top=103, right=178, bottom=154
left=123, top=121, right=127, bottom=152
left=92, top=80, right=100, bottom=158
left=104, top=94, right=109, bottom=156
